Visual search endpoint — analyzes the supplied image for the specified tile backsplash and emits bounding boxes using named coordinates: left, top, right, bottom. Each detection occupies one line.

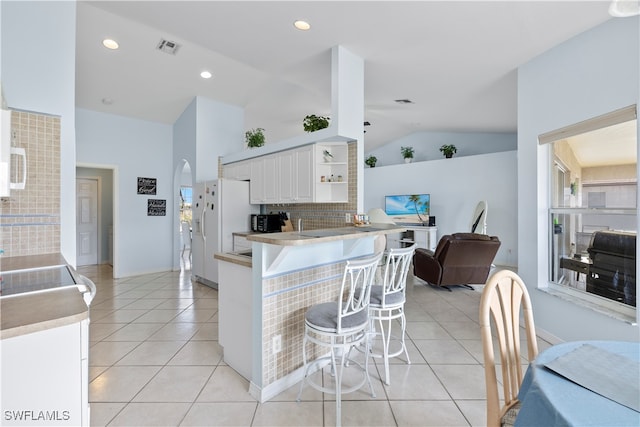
left=0, top=110, right=61, bottom=257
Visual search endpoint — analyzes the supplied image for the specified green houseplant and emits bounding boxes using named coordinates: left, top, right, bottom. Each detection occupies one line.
left=245, top=128, right=265, bottom=148
left=401, top=146, right=414, bottom=163
left=303, top=115, right=330, bottom=132
left=365, top=155, right=377, bottom=168
left=439, top=144, right=457, bottom=158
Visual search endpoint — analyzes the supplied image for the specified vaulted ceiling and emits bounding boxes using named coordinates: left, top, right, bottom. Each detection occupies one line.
left=76, top=1, right=614, bottom=152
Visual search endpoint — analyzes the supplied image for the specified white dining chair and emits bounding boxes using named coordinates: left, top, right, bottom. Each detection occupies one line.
left=480, top=269, right=539, bottom=427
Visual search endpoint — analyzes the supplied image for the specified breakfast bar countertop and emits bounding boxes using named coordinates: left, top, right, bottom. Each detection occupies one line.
left=245, top=223, right=406, bottom=246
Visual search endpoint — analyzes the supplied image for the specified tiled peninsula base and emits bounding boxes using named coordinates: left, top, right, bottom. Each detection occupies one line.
left=215, top=225, right=405, bottom=402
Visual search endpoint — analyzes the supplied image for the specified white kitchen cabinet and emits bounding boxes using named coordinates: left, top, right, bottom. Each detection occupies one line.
left=278, top=149, right=295, bottom=203
left=387, top=226, right=438, bottom=252
left=315, top=142, right=348, bottom=203
left=1, top=319, right=90, bottom=426
left=279, top=145, right=314, bottom=204
left=248, top=142, right=347, bottom=204
left=224, top=160, right=251, bottom=181
left=232, top=233, right=251, bottom=252
left=295, top=145, right=314, bottom=202
left=250, top=155, right=278, bottom=204
left=218, top=259, right=253, bottom=380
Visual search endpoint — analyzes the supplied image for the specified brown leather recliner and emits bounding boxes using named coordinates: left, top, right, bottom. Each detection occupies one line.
left=413, top=233, right=501, bottom=290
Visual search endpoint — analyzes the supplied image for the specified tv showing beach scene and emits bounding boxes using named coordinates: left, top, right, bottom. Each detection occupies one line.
left=385, top=194, right=430, bottom=224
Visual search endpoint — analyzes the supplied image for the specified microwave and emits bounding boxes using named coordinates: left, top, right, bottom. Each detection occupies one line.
left=0, top=109, right=27, bottom=197
left=251, top=214, right=282, bottom=233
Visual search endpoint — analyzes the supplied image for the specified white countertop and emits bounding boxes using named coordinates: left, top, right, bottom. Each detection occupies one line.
left=0, top=253, right=89, bottom=340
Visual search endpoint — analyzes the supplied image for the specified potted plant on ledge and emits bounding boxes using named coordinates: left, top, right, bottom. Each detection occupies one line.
left=245, top=128, right=265, bottom=148
left=439, top=144, right=457, bottom=158
left=365, top=155, right=377, bottom=168
left=303, top=115, right=330, bottom=132
left=401, top=146, right=414, bottom=163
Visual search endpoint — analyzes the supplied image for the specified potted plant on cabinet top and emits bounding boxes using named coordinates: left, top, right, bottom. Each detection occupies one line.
left=303, top=114, right=330, bottom=132
left=245, top=128, right=265, bottom=148
left=401, top=146, right=414, bottom=163
left=365, top=155, right=377, bottom=168
left=439, top=144, right=457, bottom=158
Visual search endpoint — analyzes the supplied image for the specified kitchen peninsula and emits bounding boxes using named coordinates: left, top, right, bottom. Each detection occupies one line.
left=214, top=223, right=405, bottom=402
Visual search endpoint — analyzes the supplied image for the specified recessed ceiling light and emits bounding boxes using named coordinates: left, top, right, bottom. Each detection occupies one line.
left=200, top=71, right=213, bottom=79
left=102, top=39, right=119, bottom=50
left=293, top=20, right=311, bottom=31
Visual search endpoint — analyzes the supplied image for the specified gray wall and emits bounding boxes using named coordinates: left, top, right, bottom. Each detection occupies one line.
left=76, top=108, right=174, bottom=278
left=364, top=151, right=517, bottom=267
left=366, top=130, right=516, bottom=167
left=518, top=17, right=639, bottom=341
left=2, top=1, right=77, bottom=264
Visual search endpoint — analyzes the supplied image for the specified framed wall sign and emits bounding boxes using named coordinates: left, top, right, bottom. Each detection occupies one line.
left=147, top=199, right=166, bottom=216
left=137, top=177, right=157, bottom=195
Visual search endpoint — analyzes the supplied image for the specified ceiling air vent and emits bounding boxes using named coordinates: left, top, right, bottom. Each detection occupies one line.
left=157, top=38, right=181, bottom=55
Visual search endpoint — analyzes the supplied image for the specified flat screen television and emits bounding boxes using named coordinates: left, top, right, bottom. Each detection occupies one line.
left=385, top=194, right=430, bottom=224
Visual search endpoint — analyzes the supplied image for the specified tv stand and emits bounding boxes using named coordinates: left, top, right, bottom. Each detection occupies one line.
left=388, top=225, right=437, bottom=252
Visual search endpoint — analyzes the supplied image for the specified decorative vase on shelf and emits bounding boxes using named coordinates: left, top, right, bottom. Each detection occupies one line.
left=322, top=149, right=333, bottom=163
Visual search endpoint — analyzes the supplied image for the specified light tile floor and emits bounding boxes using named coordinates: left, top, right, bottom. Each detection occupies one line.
left=81, top=264, right=551, bottom=427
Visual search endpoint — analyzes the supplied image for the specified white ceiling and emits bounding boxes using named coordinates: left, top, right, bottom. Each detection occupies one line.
left=568, top=119, right=637, bottom=167
left=76, top=1, right=616, bottom=152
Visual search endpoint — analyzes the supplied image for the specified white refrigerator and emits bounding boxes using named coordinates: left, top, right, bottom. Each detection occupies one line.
left=191, top=178, right=258, bottom=288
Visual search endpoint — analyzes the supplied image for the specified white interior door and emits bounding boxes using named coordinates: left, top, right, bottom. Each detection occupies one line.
left=76, top=178, right=99, bottom=266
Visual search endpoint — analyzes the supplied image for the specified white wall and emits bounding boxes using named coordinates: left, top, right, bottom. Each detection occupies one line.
left=364, top=151, right=517, bottom=267
left=367, top=130, right=516, bottom=167
left=518, top=17, right=639, bottom=341
left=76, top=108, right=173, bottom=277
left=1, top=1, right=77, bottom=264
left=172, top=96, right=244, bottom=270
left=173, top=98, right=198, bottom=180
left=194, top=96, right=244, bottom=182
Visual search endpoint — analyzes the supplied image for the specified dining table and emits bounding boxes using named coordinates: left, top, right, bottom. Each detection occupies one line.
left=514, top=340, right=640, bottom=426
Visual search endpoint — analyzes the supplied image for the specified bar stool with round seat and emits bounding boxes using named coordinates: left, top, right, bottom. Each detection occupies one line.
left=368, top=244, right=416, bottom=385
left=297, top=252, right=383, bottom=427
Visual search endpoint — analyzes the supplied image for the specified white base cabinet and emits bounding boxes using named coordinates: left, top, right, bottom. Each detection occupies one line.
left=388, top=226, right=438, bottom=252
left=218, top=260, right=253, bottom=381
left=1, top=320, right=90, bottom=426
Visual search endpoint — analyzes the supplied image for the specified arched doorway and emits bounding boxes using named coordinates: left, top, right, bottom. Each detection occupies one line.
left=174, top=160, right=193, bottom=272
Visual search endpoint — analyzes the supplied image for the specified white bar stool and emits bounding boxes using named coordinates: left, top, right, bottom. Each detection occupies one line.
left=368, top=244, right=416, bottom=385
left=297, top=252, right=383, bottom=427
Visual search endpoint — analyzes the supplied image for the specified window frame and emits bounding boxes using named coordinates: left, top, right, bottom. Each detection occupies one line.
left=540, top=105, right=638, bottom=324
